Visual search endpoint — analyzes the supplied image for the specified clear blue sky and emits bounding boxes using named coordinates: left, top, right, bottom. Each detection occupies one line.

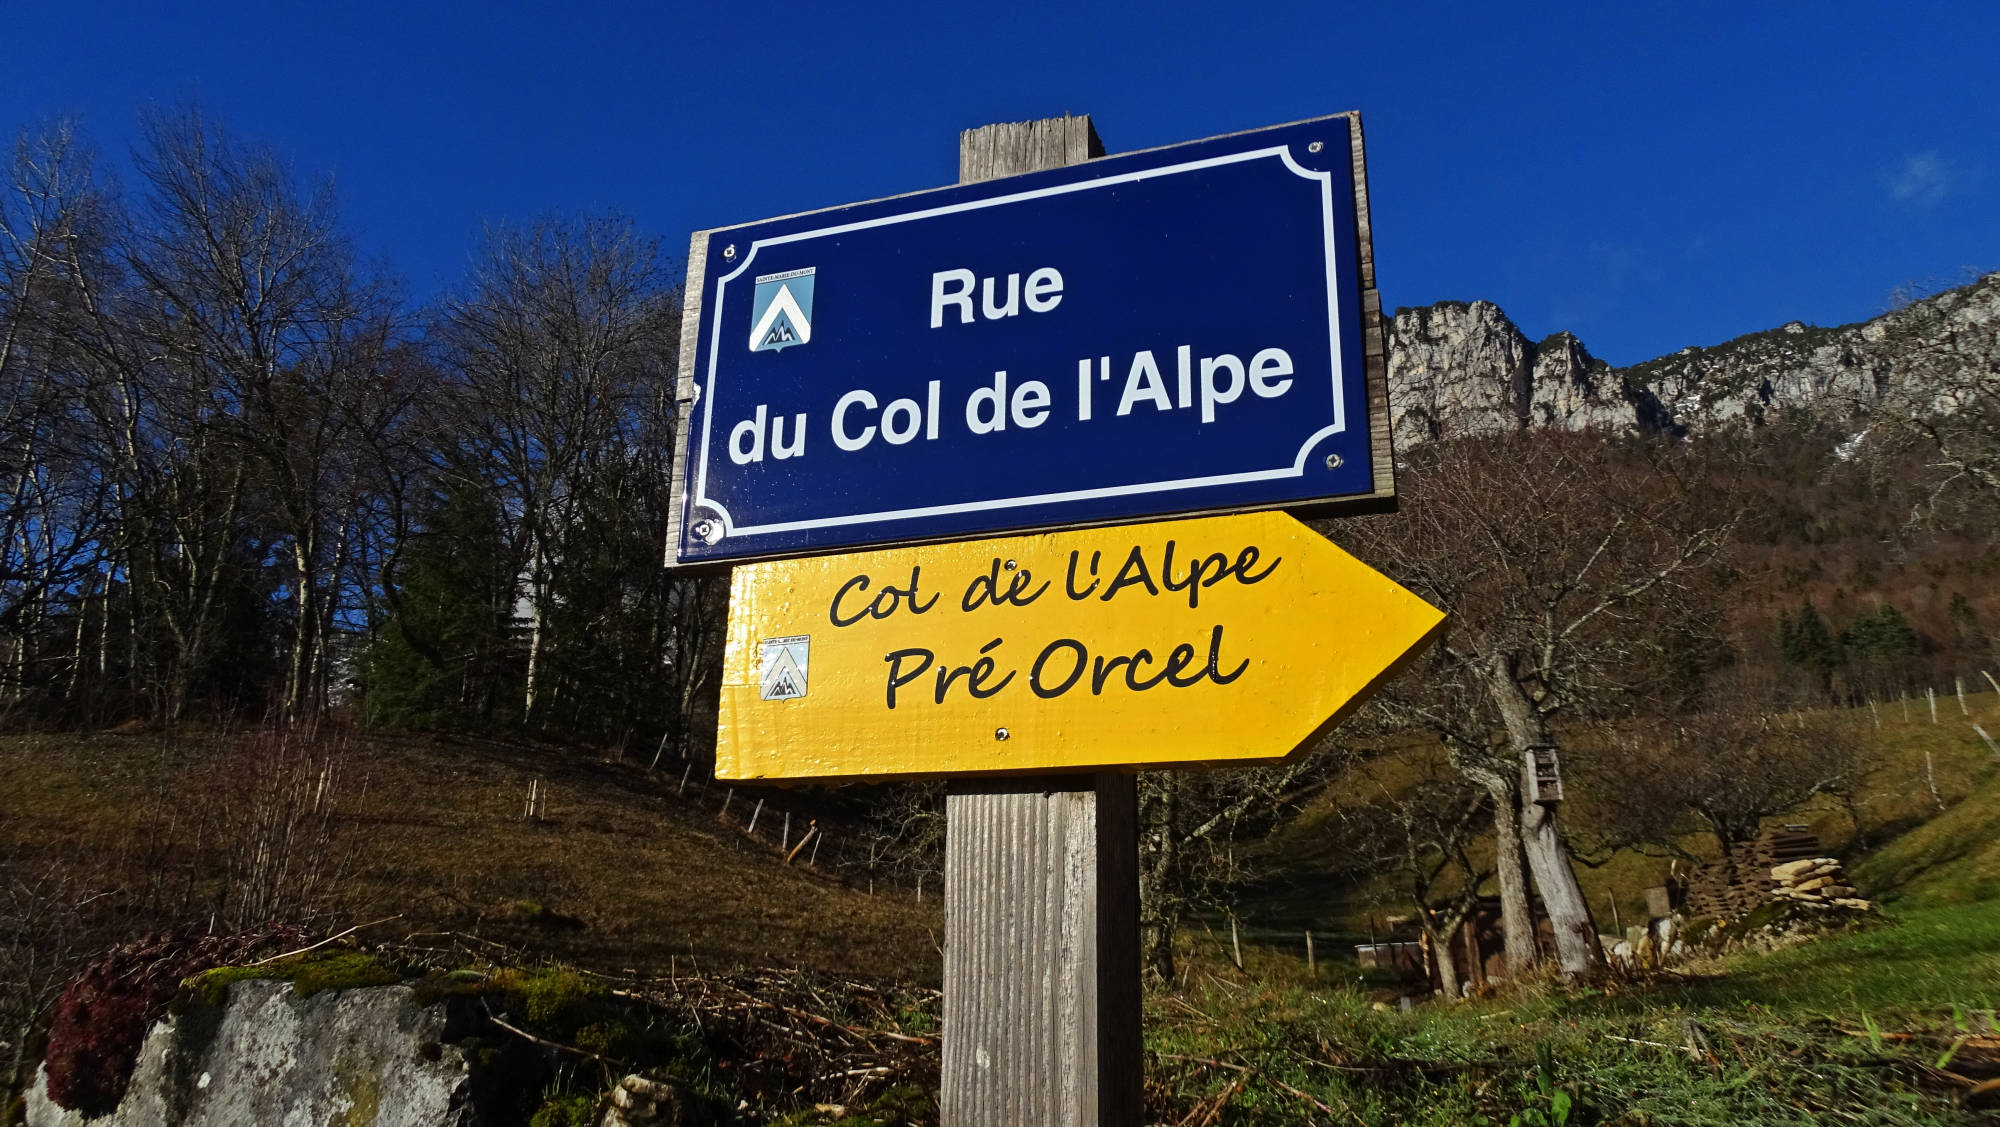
left=4, top=0, right=1994, bottom=365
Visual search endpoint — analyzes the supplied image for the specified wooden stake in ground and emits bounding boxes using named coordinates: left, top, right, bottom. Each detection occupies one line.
left=1928, top=687, right=1938, bottom=724
left=940, top=115, right=1141, bottom=1127
left=1957, top=676, right=1969, bottom=715
left=1974, top=724, right=2000, bottom=759
left=1306, top=930, right=1316, bottom=976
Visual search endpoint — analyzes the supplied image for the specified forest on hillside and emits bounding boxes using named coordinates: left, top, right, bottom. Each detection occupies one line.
left=3, top=108, right=1998, bottom=986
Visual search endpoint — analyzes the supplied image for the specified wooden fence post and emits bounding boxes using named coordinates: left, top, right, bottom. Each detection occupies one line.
left=939, top=115, right=1138, bottom=1127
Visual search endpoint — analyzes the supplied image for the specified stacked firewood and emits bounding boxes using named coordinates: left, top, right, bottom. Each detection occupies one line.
left=1769, top=857, right=1872, bottom=910
left=1683, top=827, right=1824, bottom=918
left=1729, top=827, right=1821, bottom=905
left=1683, top=860, right=1742, bottom=919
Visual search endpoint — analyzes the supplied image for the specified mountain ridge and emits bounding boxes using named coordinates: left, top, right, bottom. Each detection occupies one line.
left=1387, top=271, right=2000, bottom=448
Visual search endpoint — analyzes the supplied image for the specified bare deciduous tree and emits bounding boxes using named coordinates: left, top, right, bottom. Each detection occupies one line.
left=1580, top=679, right=1866, bottom=859
left=433, top=215, right=678, bottom=726
left=1340, top=429, right=1738, bottom=978
left=0, top=124, right=114, bottom=711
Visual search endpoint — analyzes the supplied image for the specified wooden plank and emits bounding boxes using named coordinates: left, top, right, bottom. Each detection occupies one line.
left=1343, top=111, right=1396, bottom=505
left=942, top=115, right=1139, bottom=1127
left=944, top=775, right=1139, bottom=1127
left=664, top=229, right=710, bottom=564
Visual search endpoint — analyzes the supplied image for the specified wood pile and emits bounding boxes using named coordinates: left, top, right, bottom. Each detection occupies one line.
left=1683, top=858, right=1742, bottom=919
left=1727, top=826, right=1821, bottom=907
left=1683, top=827, right=1826, bottom=918
left=1769, top=857, right=1872, bottom=910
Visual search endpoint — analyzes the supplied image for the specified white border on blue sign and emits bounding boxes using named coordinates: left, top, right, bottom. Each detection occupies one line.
left=692, top=145, right=1345, bottom=540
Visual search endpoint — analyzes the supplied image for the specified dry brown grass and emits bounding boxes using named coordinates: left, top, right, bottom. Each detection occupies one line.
left=0, top=728, right=942, bottom=983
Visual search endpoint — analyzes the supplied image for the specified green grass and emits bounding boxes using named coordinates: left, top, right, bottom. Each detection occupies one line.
left=1853, top=772, right=2000, bottom=907
left=1671, top=903, right=2000, bottom=1018
left=1147, top=902, right=2000, bottom=1125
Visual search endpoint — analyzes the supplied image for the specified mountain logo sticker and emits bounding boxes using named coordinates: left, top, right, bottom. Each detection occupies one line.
left=749, top=268, right=815, bottom=352
left=759, top=635, right=810, bottom=701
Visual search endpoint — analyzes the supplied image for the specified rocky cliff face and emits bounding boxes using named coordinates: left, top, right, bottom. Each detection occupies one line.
left=1386, top=272, right=2000, bottom=447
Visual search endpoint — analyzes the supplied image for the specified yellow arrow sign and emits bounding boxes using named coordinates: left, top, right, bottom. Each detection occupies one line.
left=715, top=511, right=1444, bottom=781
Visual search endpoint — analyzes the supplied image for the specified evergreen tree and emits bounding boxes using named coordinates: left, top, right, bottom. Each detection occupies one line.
left=1844, top=603, right=1921, bottom=662
left=1777, top=600, right=1841, bottom=694
left=360, top=479, right=517, bottom=728
left=1843, top=602, right=1924, bottom=698
left=1948, top=593, right=1988, bottom=661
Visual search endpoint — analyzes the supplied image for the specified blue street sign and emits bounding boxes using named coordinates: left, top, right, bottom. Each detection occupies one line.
left=671, top=114, right=1386, bottom=566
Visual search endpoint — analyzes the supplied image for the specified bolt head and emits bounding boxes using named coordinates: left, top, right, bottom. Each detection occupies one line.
left=1325, top=453, right=1344, bottom=470
left=994, top=727, right=1010, bottom=742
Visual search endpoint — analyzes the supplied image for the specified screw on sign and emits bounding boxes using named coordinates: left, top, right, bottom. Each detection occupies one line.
left=674, top=114, right=1426, bottom=1127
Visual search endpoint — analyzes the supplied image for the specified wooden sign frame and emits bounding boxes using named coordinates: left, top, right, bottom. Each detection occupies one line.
left=664, top=111, right=1392, bottom=571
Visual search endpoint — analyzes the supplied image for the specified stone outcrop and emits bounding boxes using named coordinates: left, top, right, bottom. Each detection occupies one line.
left=1387, top=271, right=2000, bottom=444
left=25, top=980, right=526, bottom=1127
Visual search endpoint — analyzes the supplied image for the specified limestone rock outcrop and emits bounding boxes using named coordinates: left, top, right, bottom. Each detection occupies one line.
left=1386, top=271, right=2000, bottom=444
left=26, top=980, right=525, bottom=1127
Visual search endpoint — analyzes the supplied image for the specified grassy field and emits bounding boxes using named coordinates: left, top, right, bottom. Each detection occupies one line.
left=1144, top=901, right=2000, bottom=1125
left=0, top=727, right=942, bottom=980
left=6, top=699, right=1998, bottom=1123
left=1160, top=691, right=2000, bottom=1123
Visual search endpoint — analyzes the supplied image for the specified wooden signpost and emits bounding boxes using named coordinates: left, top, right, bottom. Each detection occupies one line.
left=673, top=113, right=1428, bottom=1127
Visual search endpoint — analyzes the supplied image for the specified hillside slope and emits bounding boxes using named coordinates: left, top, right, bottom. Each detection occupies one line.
left=1853, top=770, right=2000, bottom=907
left=0, top=730, right=942, bottom=982
left=1235, top=693, right=1999, bottom=939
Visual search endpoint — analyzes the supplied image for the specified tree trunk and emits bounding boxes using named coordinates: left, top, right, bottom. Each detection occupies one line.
left=522, top=537, right=546, bottom=724
left=287, top=538, right=316, bottom=719
left=1520, top=799, right=1603, bottom=977
left=1137, top=774, right=1179, bottom=982
left=1425, top=917, right=1461, bottom=1000
left=1475, top=771, right=1537, bottom=977
left=1483, top=653, right=1604, bottom=979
